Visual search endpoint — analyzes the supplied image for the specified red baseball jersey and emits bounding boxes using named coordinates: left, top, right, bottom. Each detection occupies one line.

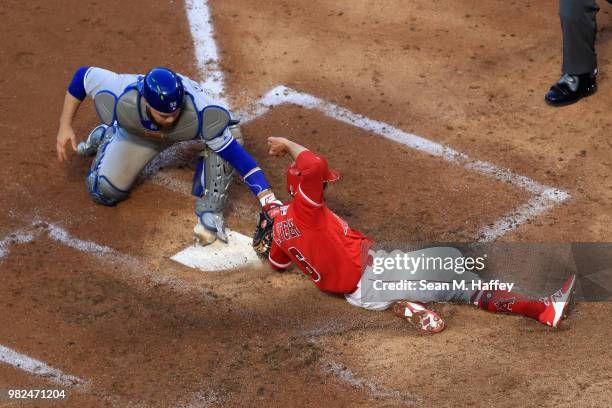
left=268, top=150, right=372, bottom=294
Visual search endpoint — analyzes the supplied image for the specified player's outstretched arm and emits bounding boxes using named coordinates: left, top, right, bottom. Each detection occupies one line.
left=56, top=92, right=82, bottom=162
left=57, top=66, right=92, bottom=162
left=267, top=137, right=308, bottom=159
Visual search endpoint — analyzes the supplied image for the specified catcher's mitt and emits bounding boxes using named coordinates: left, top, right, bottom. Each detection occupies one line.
left=252, top=205, right=281, bottom=258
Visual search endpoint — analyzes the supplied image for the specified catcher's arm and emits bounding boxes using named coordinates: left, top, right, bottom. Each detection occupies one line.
left=56, top=92, right=83, bottom=162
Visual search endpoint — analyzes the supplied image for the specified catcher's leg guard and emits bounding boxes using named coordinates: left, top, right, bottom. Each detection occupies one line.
left=86, top=126, right=163, bottom=206
left=194, top=149, right=235, bottom=214
left=193, top=148, right=237, bottom=243
left=86, top=129, right=128, bottom=206
left=86, top=172, right=129, bottom=206
left=191, top=116, right=243, bottom=244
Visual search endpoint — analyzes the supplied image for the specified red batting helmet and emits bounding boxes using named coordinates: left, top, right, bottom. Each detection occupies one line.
left=286, top=161, right=340, bottom=197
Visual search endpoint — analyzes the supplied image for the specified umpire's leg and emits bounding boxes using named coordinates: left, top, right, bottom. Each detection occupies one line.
left=560, top=0, right=599, bottom=75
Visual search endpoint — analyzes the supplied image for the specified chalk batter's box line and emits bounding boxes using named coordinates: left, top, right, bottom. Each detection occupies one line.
left=184, top=0, right=227, bottom=106
left=231, top=85, right=569, bottom=242
left=0, top=345, right=89, bottom=390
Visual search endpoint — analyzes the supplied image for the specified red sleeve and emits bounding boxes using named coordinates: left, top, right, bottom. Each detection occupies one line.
left=268, top=239, right=293, bottom=271
left=295, top=150, right=328, bottom=207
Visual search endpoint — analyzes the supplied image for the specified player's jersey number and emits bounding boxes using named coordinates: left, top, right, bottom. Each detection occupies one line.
left=288, top=247, right=321, bottom=283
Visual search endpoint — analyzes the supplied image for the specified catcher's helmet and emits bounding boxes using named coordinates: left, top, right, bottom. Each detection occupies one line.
left=138, top=67, right=184, bottom=113
left=286, top=161, right=340, bottom=197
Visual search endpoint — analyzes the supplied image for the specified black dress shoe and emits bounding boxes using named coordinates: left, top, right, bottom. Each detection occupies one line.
left=544, top=72, right=597, bottom=107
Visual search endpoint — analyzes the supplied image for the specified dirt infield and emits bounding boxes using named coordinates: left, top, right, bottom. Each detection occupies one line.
left=1, top=0, right=611, bottom=407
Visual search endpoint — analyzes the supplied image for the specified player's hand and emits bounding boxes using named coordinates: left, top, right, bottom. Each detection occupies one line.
left=267, top=137, right=289, bottom=156
left=56, top=125, right=77, bottom=162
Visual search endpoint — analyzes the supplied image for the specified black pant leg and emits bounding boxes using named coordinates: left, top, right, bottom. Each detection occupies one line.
left=560, top=0, right=599, bottom=74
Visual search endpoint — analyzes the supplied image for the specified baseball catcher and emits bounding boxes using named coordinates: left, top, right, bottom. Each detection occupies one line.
left=253, top=137, right=576, bottom=334
left=56, top=66, right=280, bottom=244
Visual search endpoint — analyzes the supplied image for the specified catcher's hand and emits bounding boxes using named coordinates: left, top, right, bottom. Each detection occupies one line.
left=252, top=204, right=281, bottom=258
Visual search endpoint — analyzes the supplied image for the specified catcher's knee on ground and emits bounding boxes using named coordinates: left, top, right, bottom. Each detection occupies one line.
left=86, top=172, right=129, bottom=206
left=85, top=134, right=129, bottom=206
left=84, top=125, right=163, bottom=206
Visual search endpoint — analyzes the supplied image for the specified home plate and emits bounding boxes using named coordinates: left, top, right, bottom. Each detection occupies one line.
left=171, top=229, right=261, bottom=271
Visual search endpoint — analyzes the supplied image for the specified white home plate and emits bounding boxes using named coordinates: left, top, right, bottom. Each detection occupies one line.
left=171, top=229, right=261, bottom=271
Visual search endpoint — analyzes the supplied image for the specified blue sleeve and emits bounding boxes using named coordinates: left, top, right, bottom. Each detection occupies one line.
left=191, top=156, right=205, bottom=197
left=67, top=66, right=90, bottom=101
left=217, top=139, right=271, bottom=195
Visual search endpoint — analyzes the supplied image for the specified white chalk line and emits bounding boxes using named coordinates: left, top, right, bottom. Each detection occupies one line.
left=0, top=223, right=244, bottom=407
left=478, top=194, right=561, bottom=242
left=0, top=221, right=287, bottom=407
left=1, top=221, right=217, bottom=310
left=0, top=345, right=89, bottom=389
left=0, top=227, right=92, bottom=393
left=2, top=220, right=270, bottom=316
left=234, top=85, right=571, bottom=242
left=185, top=0, right=227, bottom=106
left=174, top=389, right=227, bottom=408
left=297, top=320, right=416, bottom=403
left=35, top=221, right=220, bottom=296
left=0, top=232, right=34, bottom=261
left=321, top=359, right=418, bottom=405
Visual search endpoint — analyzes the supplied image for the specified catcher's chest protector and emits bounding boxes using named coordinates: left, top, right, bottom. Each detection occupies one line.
left=95, top=88, right=200, bottom=142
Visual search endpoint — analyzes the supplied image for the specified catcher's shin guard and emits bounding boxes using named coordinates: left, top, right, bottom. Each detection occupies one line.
left=86, top=128, right=129, bottom=206
left=193, top=148, right=236, bottom=243
left=194, top=149, right=235, bottom=214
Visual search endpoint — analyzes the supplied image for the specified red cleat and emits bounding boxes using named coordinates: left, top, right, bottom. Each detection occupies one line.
left=538, top=275, right=577, bottom=328
left=392, top=301, right=445, bottom=334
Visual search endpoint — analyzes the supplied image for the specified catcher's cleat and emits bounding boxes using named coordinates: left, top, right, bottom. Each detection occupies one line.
left=392, top=301, right=445, bottom=334
left=77, top=124, right=108, bottom=156
left=538, top=274, right=576, bottom=328
left=193, top=212, right=228, bottom=245
left=193, top=222, right=217, bottom=245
